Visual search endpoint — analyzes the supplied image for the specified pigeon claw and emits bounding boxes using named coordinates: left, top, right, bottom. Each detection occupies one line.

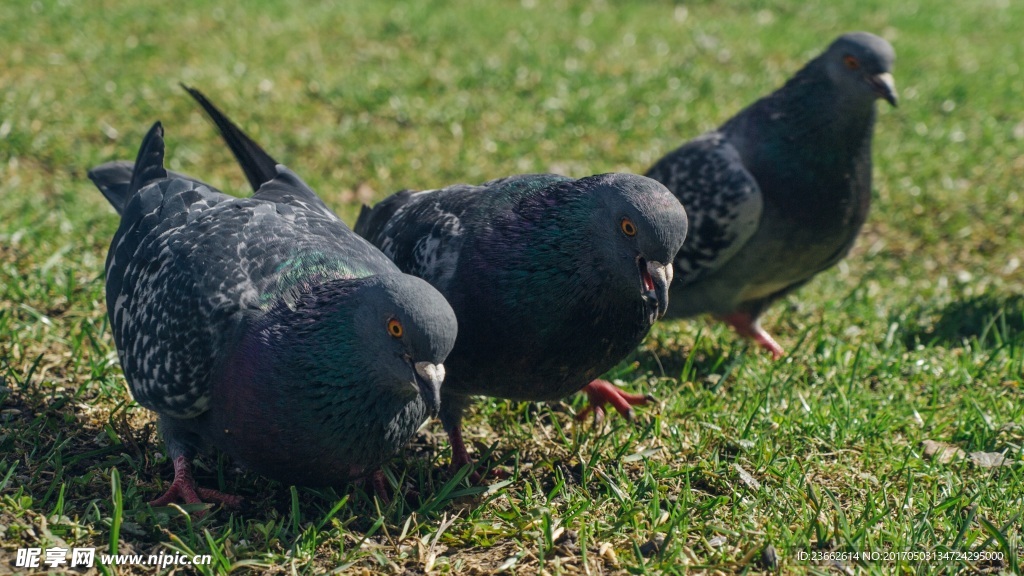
left=754, top=333, right=785, bottom=360
left=149, top=455, right=242, bottom=516
left=577, top=379, right=654, bottom=424
left=720, top=312, right=785, bottom=359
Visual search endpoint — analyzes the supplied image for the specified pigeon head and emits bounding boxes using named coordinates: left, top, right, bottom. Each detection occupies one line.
left=823, top=32, right=897, bottom=107
left=573, top=173, right=688, bottom=323
left=258, top=273, right=457, bottom=417
left=349, top=273, right=458, bottom=416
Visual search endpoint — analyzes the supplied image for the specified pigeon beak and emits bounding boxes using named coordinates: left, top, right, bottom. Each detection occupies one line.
left=413, top=361, right=445, bottom=416
left=639, top=259, right=673, bottom=321
left=869, top=72, right=898, bottom=107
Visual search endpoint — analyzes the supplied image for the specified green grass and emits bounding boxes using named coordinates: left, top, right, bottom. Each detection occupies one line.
left=2, top=0, right=1023, bottom=574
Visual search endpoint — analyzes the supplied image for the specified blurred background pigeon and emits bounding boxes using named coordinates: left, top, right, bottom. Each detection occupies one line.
left=90, top=122, right=457, bottom=509
left=180, top=87, right=688, bottom=478
left=645, top=32, right=897, bottom=358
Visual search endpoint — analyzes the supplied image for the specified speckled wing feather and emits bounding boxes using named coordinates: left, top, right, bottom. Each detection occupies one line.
left=645, top=132, right=762, bottom=285
left=105, top=124, right=396, bottom=420
left=354, top=175, right=570, bottom=292
left=355, top=187, right=474, bottom=292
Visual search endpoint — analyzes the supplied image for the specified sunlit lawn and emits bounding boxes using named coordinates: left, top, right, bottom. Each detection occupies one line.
left=1, top=0, right=1022, bottom=573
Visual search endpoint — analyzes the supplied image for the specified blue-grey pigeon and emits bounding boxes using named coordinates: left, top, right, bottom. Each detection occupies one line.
left=645, top=32, right=897, bottom=357
left=90, top=122, right=457, bottom=508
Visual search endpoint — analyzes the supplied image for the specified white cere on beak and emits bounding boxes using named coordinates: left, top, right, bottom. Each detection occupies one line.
left=648, top=261, right=672, bottom=287
left=415, top=361, right=445, bottom=387
left=875, top=72, right=895, bottom=89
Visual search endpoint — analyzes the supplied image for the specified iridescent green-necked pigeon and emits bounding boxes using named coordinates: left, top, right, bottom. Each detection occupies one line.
left=90, top=122, right=457, bottom=509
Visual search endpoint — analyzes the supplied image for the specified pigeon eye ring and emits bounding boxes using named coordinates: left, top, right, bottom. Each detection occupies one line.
left=620, top=217, right=637, bottom=237
left=843, top=55, right=860, bottom=70
left=387, top=318, right=404, bottom=338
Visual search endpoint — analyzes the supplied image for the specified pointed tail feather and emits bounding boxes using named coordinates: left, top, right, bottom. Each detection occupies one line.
left=89, top=159, right=216, bottom=216
left=353, top=204, right=377, bottom=237
left=88, top=161, right=136, bottom=215
left=353, top=190, right=415, bottom=242
left=181, top=84, right=280, bottom=192
left=128, top=121, right=168, bottom=199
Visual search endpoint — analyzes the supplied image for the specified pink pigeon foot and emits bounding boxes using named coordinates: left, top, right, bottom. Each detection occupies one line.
left=720, top=312, right=785, bottom=359
left=576, top=379, right=655, bottom=423
left=149, top=456, right=243, bottom=515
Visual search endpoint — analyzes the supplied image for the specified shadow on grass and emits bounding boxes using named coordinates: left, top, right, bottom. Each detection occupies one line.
left=899, top=293, right=1024, bottom=349
left=637, top=321, right=768, bottom=396
left=0, top=362, right=466, bottom=538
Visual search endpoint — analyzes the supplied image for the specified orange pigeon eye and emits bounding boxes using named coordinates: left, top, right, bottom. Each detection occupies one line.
left=620, top=217, right=637, bottom=237
left=843, top=55, right=860, bottom=70
left=387, top=318, right=404, bottom=338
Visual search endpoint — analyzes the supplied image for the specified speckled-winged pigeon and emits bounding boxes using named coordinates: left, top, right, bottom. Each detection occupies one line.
left=646, top=32, right=896, bottom=358
left=90, top=122, right=457, bottom=509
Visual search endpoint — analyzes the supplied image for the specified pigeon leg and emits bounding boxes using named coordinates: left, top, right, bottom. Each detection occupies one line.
left=720, top=312, right=785, bottom=359
left=367, top=469, right=392, bottom=504
left=441, top=398, right=507, bottom=483
left=576, top=379, right=654, bottom=423
left=441, top=397, right=482, bottom=482
left=149, top=455, right=243, bottom=513
left=445, top=425, right=512, bottom=483
left=446, top=425, right=482, bottom=483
